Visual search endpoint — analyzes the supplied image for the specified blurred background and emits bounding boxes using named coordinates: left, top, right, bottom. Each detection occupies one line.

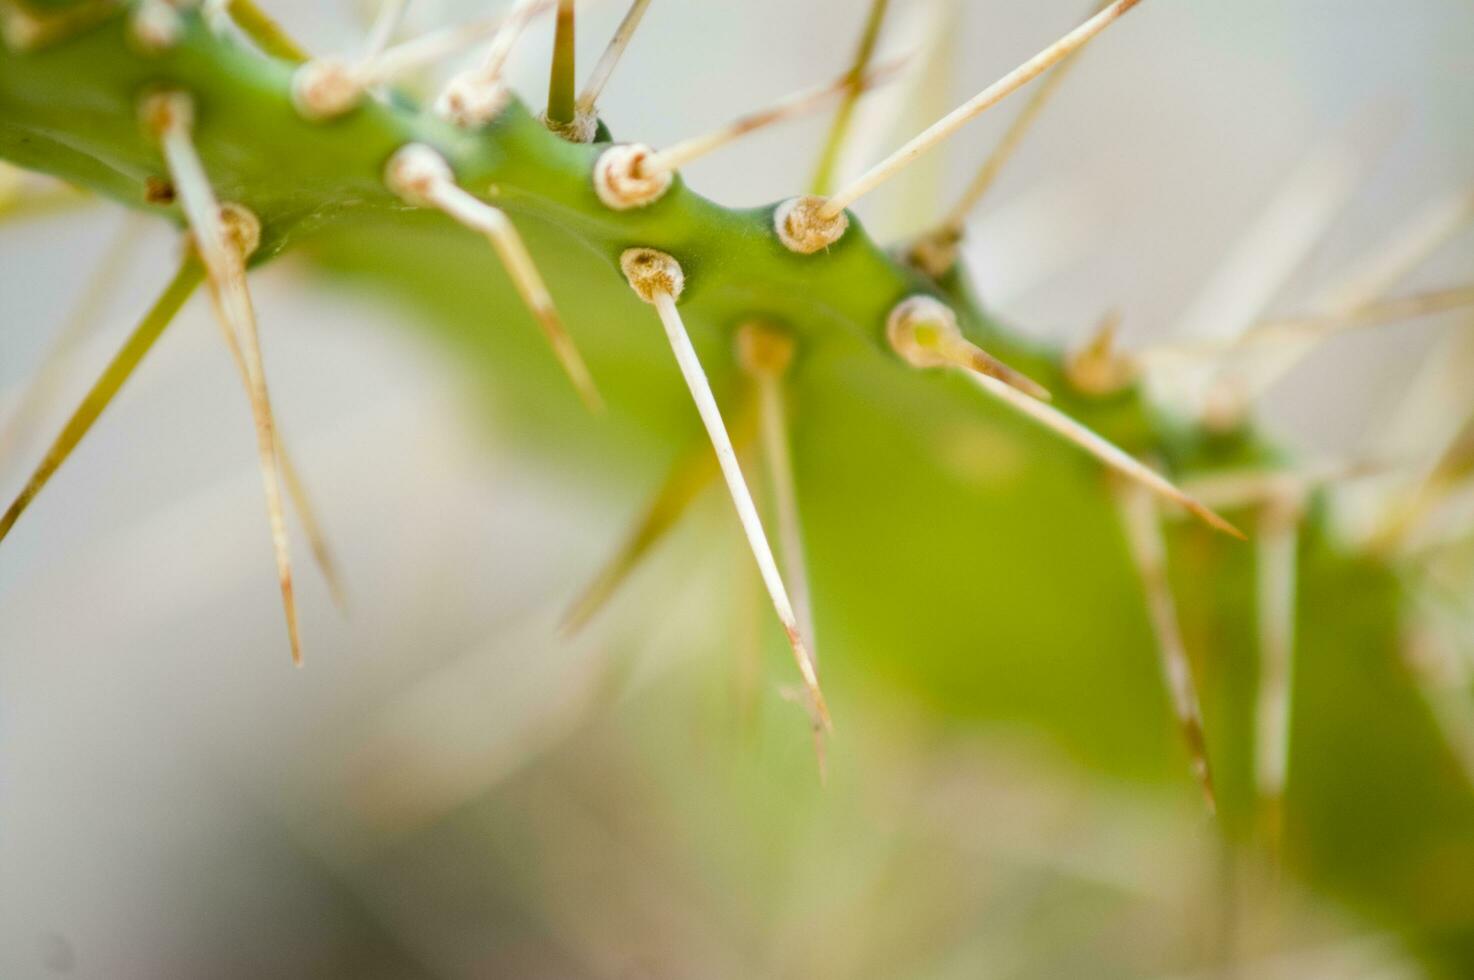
left=2, top=0, right=1473, bottom=976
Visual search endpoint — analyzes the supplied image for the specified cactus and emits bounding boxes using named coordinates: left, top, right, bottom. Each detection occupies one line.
left=4, top=0, right=1474, bottom=973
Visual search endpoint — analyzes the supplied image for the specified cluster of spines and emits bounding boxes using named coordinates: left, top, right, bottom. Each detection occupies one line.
left=3, top=0, right=1473, bottom=828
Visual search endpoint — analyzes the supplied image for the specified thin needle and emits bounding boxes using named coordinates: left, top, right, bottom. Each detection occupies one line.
left=737, top=323, right=825, bottom=765
left=1116, top=481, right=1217, bottom=812
left=295, top=8, right=513, bottom=119
left=433, top=198, right=601, bottom=411
left=362, top=0, right=409, bottom=60
left=1340, top=330, right=1474, bottom=546
left=1, top=213, right=145, bottom=473
left=1238, top=186, right=1474, bottom=398
left=1403, top=609, right=1474, bottom=792
left=757, top=374, right=816, bottom=671
left=967, top=370, right=1242, bottom=538
left=278, top=437, right=348, bottom=611
left=1310, top=186, right=1474, bottom=314
left=886, top=297, right=1235, bottom=536
left=546, top=0, right=577, bottom=126
left=755, top=361, right=829, bottom=772
left=1137, top=285, right=1474, bottom=364
left=1254, top=498, right=1302, bottom=851
left=820, top=0, right=1144, bottom=219
left=434, top=0, right=554, bottom=126
left=575, top=0, right=653, bottom=115
left=642, top=57, right=908, bottom=176
left=386, top=145, right=601, bottom=411
left=736, top=325, right=818, bottom=669
left=0, top=257, right=204, bottom=544
left=473, top=0, right=542, bottom=84
left=562, top=396, right=757, bottom=635
left=359, top=13, right=508, bottom=86
left=0, top=243, right=344, bottom=606
left=225, top=0, right=311, bottom=62
left=203, top=276, right=349, bottom=612
left=808, top=0, right=891, bottom=196
left=1158, top=113, right=1386, bottom=418
left=1242, top=286, right=1474, bottom=347
left=1182, top=460, right=1386, bottom=513
left=645, top=284, right=830, bottom=729
left=147, top=91, right=302, bottom=665
left=921, top=0, right=1109, bottom=263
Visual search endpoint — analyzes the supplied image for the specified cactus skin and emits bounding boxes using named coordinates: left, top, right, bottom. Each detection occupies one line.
left=4, top=2, right=1474, bottom=971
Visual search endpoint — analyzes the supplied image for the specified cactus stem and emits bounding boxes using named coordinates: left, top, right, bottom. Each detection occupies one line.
left=1115, top=480, right=1217, bottom=813
left=144, top=89, right=303, bottom=667
left=818, top=0, right=1144, bottom=220
left=385, top=144, right=601, bottom=411
left=621, top=248, right=832, bottom=732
